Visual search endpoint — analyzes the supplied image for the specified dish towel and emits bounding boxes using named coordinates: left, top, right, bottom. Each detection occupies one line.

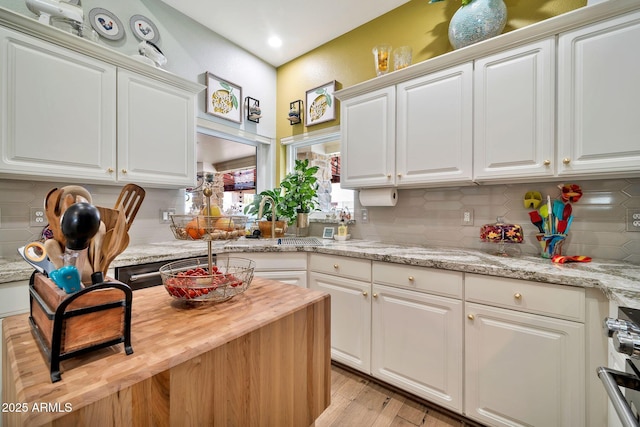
left=551, top=255, right=592, bottom=263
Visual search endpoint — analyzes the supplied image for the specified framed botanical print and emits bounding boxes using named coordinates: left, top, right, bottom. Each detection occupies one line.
left=305, top=81, right=336, bottom=126
left=206, top=73, right=242, bottom=123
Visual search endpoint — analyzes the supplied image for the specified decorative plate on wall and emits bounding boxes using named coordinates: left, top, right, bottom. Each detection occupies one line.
left=129, top=14, right=160, bottom=44
left=88, top=8, right=124, bottom=41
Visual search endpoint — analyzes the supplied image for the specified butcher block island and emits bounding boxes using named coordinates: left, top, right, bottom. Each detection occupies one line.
left=2, top=278, right=331, bottom=427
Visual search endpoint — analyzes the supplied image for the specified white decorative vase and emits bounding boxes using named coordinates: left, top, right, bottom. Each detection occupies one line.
left=448, top=0, right=507, bottom=50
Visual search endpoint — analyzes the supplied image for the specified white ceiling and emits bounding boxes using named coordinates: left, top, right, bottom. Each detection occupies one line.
left=197, top=133, right=256, bottom=167
left=159, top=0, right=411, bottom=67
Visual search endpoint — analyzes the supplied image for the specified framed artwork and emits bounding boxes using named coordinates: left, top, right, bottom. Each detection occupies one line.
left=206, top=73, right=242, bottom=123
left=88, top=8, right=124, bottom=41
left=305, top=81, right=336, bottom=126
left=323, top=227, right=335, bottom=239
left=129, top=14, right=160, bottom=44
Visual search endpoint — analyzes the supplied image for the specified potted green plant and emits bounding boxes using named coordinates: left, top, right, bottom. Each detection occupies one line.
left=280, top=159, right=320, bottom=236
left=243, top=188, right=288, bottom=237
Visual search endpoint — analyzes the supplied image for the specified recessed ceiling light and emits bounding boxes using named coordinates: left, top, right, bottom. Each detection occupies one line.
left=268, top=36, right=282, bottom=48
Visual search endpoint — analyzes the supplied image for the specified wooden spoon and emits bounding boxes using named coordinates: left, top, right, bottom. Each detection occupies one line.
left=100, top=208, right=127, bottom=274
left=114, top=184, right=146, bottom=232
left=44, top=188, right=65, bottom=246
left=90, top=220, right=106, bottom=273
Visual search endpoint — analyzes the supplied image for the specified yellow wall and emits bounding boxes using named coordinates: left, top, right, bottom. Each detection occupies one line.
left=275, top=0, right=586, bottom=180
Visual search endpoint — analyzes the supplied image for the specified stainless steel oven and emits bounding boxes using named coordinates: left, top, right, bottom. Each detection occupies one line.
left=114, top=258, right=192, bottom=291
left=600, top=307, right=640, bottom=427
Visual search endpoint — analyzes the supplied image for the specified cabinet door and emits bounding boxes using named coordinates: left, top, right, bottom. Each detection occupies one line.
left=397, top=63, right=473, bottom=186
left=474, top=39, right=555, bottom=180
left=557, top=10, right=640, bottom=176
left=117, top=70, right=196, bottom=188
left=309, top=271, right=371, bottom=373
left=0, top=27, right=116, bottom=182
left=465, top=302, right=585, bottom=427
left=254, top=270, right=307, bottom=288
left=340, top=86, right=395, bottom=188
left=372, top=284, right=463, bottom=412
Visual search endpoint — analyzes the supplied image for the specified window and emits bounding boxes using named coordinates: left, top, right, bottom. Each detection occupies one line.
left=283, top=127, right=354, bottom=215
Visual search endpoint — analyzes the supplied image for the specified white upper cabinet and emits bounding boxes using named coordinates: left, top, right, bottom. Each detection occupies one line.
left=557, top=10, right=640, bottom=176
left=0, top=27, right=117, bottom=182
left=0, top=19, right=202, bottom=188
left=336, top=1, right=640, bottom=188
left=473, top=38, right=555, bottom=181
left=117, top=70, right=196, bottom=188
left=397, top=63, right=473, bottom=186
left=340, top=86, right=396, bottom=188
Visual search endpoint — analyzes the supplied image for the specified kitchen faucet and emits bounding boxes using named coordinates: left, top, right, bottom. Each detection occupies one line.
left=257, top=196, right=276, bottom=238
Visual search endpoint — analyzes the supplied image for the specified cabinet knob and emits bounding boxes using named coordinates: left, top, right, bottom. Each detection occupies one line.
left=121, top=169, right=128, bottom=174
left=543, top=159, right=551, bottom=166
left=408, top=276, right=414, bottom=282
left=514, top=293, right=522, bottom=300
left=397, top=173, right=402, bottom=178
left=373, top=293, right=378, bottom=298
left=386, top=174, right=391, bottom=179
left=333, top=264, right=339, bottom=269
left=107, top=167, right=114, bottom=173
left=563, top=158, right=571, bottom=165
left=467, top=314, right=475, bottom=320
left=362, top=291, right=368, bottom=296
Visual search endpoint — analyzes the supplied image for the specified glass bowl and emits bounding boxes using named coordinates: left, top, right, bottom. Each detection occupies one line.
left=170, top=215, right=248, bottom=241
left=160, top=256, right=255, bottom=303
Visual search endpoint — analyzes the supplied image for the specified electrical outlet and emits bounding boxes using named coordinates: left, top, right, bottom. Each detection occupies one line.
left=160, top=208, right=176, bottom=224
left=30, top=207, right=46, bottom=227
left=627, top=208, right=640, bottom=232
left=461, top=208, right=474, bottom=226
left=361, top=208, right=369, bottom=224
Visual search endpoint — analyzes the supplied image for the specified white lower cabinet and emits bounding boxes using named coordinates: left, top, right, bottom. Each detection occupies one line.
left=371, top=283, right=463, bottom=412
left=308, top=255, right=596, bottom=425
left=464, top=274, right=586, bottom=427
left=237, top=252, right=307, bottom=288
left=309, top=253, right=372, bottom=371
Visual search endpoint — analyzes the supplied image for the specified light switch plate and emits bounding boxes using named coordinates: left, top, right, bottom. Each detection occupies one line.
left=160, top=208, right=176, bottom=224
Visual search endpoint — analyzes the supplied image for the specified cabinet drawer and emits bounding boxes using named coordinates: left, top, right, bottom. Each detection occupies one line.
left=239, top=252, right=307, bottom=271
left=373, top=262, right=462, bottom=299
left=465, top=273, right=585, bottom=322
left=309, top=254, right=371, bottom=282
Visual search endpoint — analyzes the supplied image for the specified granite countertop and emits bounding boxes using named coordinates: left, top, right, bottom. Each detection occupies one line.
left=3, top=238, right=639, bottom=308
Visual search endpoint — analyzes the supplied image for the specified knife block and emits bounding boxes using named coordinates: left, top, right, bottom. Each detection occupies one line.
left=28, top=271, right=134, bottom=383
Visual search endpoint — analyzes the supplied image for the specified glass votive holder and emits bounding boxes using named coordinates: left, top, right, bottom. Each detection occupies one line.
left=393, top=46, right=413, bottom=71
left=536, top=234, right=566, bottom=259
left=372, top=44, right=392, bottom=76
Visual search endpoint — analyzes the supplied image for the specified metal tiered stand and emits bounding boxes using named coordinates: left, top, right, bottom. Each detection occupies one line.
left=163, top=187, right=254, bottom=303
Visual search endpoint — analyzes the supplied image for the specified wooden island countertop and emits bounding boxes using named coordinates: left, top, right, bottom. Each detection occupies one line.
left=2, top=278, right=331, bottom=426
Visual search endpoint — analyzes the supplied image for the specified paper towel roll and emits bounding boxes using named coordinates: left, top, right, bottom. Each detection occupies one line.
left=359, top=188, right=398, bottom=207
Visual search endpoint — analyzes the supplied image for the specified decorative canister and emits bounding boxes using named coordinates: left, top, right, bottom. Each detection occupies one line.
left=448, top=0, right=507, bottom=49
left=480, top=217, right=523, bottom=257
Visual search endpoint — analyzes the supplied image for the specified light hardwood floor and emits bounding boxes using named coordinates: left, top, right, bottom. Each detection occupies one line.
left=315, top=364, right=481, bottom=427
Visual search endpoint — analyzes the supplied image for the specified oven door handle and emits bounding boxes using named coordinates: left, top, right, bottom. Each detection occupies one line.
left=128, top=264, right=209, bottom=282
left=129, top=271, right=162, bottom=282
left=597, top=366, right=640, bottom=427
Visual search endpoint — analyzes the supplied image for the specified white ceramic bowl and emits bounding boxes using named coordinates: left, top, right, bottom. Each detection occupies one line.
left=333, top=234, right=351, bottom=241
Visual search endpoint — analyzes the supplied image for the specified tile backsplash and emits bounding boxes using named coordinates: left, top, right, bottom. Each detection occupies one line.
left=1, top=177, right=639, bottom=264
left=0, top=179, right=184, bottom=261
left=349, top=177, right=640, bottom=264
